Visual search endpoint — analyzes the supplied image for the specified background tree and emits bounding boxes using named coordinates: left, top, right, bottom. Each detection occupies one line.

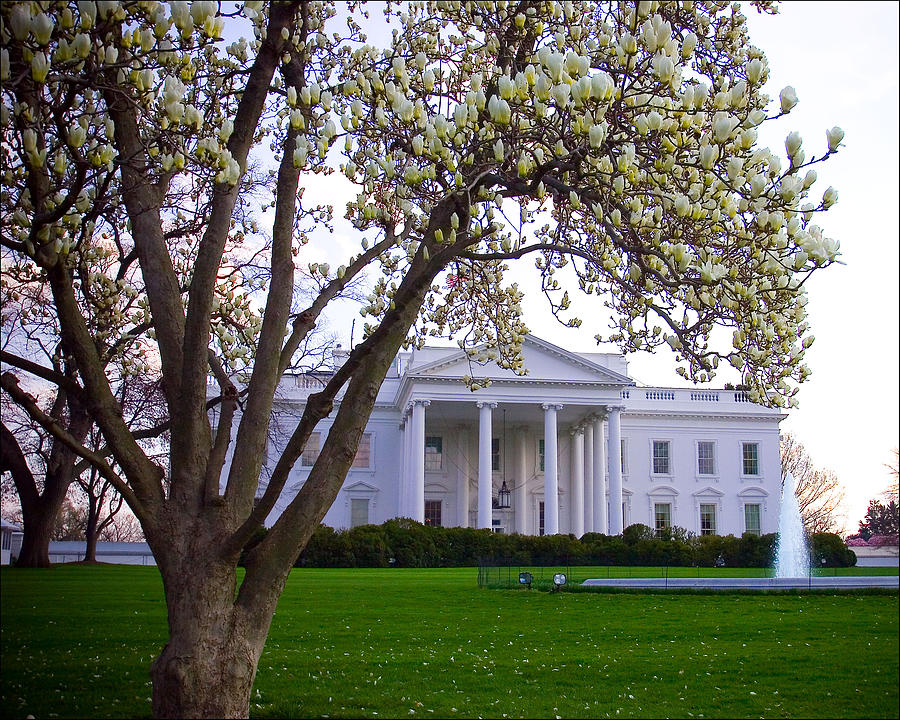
left=0, top=382, right=90, bottom=565
left=780, top=432, right=845, bottom=534
left=99, top=507, right=143, bottom=541
left=0, top=2, right=842, bottom=716
left=857, top=499, right=899, bottom=540
left=49, top=496, right=86, bottom=540
left=884, top=448, right=899, bottom=505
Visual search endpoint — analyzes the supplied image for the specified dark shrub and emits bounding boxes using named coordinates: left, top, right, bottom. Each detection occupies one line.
left=810, top=532, right=857, bottom=567
left=695, top=534, right=728, bottom=567
left=346, top=524, right=390, bottom=567
left=529, top=533, right=580, bottom=565
left=441, top=526, right=495, bottom=566
left=737, top=532, right=776, bottom=568
left=383, top=518, right=438, bottom=567
left=623, top=523, right=655, bottom=544
left=297, top=524, right=356, bottom=567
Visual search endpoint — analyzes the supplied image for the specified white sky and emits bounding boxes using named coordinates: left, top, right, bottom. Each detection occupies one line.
left=298, top=2, right=900, bottom=534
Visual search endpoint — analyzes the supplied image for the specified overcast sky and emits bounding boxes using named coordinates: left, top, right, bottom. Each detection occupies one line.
left=300, top=2, right=900, bottom=534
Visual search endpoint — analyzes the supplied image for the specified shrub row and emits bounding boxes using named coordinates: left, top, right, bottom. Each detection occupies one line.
left=282, top=520, right=856, bottom=569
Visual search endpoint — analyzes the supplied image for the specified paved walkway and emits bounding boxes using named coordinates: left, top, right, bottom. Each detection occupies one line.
left=581, top=576, right=899, bottom=590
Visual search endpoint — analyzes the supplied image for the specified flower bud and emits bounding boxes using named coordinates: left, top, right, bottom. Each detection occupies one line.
left=785, top=131, right=802, bottom=158
left=31, top=52, right=50, bottom=83
left=826, top=126, right=844, bottom=152
left=779, top=86, right=798, bottom=113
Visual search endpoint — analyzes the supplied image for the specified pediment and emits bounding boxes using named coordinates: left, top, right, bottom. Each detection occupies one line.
left=344, top=481, right=378, bottom=493
left=648, top=485, right=680, bottom=496
left=692, top=486, right=725, bottom=498
left=406, top=335, right=633, bottom=386
left=738, top=486, right=769, bottom=497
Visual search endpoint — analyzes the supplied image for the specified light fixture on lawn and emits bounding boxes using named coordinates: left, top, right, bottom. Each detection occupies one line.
left=552, top=572, right=567, bottom=590
left=518, top=571, right=533, bottom=589
left=497, top=480, right=511, bottom=509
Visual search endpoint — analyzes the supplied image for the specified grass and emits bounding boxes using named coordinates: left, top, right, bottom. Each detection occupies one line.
left=1, top=565, right=897, bottom=719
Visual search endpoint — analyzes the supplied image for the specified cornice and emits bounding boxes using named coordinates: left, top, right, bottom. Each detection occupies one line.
left=622, top=409, right=786, bottom=422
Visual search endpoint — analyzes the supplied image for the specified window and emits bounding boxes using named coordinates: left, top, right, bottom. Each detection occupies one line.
left=654, top=503, right=671, bottom=536
left=539, top=501, right=545, bottom=536
left=538, top=438, right=545, bottom=472
left=745, top=503, right=761, bottom=535
left=700, top=504, right=717, bottom=535
left=424, top=500, right=442, bottom=527
left=607, top=438, right=629, bottom=474
left=492, top=438, right=500, bottom=472
left=352, top=434, right=372, bottom=469
left=424, top=436, right=442, bottom=471
left=742, top=442, right=759, bottom=476
left=697, top=441, right=715, bottom=475
left=350, top=498, right=369, bottom=527
left=652, top=441, right=670, bottom=474
left=301, top=432, right=321, bottom=467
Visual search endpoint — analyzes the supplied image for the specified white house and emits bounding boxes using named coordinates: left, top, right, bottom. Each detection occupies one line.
left=241, top=334, right=783, bottom=538
left=2, top=519, right=22, bottom=565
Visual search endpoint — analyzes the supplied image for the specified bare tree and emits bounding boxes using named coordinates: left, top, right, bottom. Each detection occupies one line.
left=884, top=449, right=899, bottom=505
left=0, top=381, right=91, bottom=565
left=99, top=509, right=144, bottom=542
left=781, top=433, right=845, bottom=534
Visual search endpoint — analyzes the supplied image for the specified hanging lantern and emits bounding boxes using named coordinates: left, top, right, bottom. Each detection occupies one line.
left=497, top=480, right=511, bottom=509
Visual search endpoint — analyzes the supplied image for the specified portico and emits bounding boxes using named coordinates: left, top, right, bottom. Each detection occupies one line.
left=395, top=392, right=627, bottom=536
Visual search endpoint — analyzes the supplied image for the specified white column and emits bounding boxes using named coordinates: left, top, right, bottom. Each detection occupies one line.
left=607, top=405, right=624, bottom=535
left=476, top=401, right=496, bottom=529
left=542, top=403, right=562, bottom=535
left=570, top=426, right=585, bottom=538
left=398, top=418, right=408, bottom=518
left=593, top=416, right=607, bottom=534
left=411, top=399, right=429, bottom=524
left=514, top=426, right=528, bottom=534
left=583, top=418, right=594, bottom=533
left=455, top=424, right=469, bottom=528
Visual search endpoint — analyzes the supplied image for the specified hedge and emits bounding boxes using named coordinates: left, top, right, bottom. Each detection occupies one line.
left=290, top=521, right=856, bottom=569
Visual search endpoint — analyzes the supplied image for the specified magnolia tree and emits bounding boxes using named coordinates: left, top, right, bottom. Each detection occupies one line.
left=0, top=1, right=842, bottom=717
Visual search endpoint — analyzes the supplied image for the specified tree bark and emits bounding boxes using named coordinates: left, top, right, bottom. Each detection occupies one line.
left=84, top=503, right=99, bottom=563
left=15, top=505, right=59, bottom=567
left=150, top=549, right=270, bottom=719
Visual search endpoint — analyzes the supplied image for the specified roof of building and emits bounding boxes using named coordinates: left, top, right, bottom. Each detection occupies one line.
left=845, top=534, right=899, bottom=547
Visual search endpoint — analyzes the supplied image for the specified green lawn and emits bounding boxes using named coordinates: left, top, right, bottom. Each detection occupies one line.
left=1, top=565, right=897, bottom=719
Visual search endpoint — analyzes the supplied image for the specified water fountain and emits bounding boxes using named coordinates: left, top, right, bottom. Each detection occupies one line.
left=774, top=471, right=809, bottom=578
left=583, top=468, right=897, bottom=589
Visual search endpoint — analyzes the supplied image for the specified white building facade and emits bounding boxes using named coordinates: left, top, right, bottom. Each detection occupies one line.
left=255, top=335, right=784, bottom=538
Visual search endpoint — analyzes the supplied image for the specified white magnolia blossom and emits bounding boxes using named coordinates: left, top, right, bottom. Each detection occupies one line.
left=1, top=0, right=843, bottom=432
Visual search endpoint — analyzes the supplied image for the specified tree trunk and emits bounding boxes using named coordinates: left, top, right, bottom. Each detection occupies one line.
left=15, top=505, right=58, bottom=567
left=84, top=515, right=99, bottom=562
left=150, top=552, right=273, bottom=719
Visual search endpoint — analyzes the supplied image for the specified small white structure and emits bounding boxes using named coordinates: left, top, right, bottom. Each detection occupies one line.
left=235, top=334, right=784, bottom=538
left=2, top=520, right=22, bottom=565
left=47, top=541, right=156, bottom=565
left=846, top=535, right=900, bottom=567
